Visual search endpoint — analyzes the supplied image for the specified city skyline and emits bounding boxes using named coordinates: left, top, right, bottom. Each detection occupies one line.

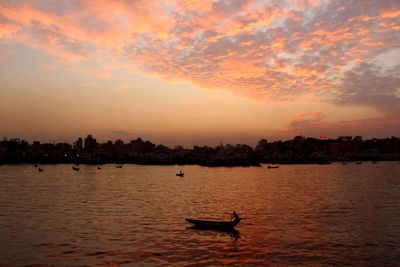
left=1, top=0, right=399, bottom=147
left=2, top=133, right=399, bottom=166
left=2, top=132, right=399, bottom=148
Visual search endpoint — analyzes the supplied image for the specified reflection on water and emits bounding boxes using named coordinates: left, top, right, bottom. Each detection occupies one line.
left=0, top=162, right=400, bottom=265
left=187, top=226, right=240, bottom=241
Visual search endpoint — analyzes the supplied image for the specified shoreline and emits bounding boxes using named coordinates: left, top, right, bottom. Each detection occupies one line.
left=1, top=159, right=399, bottom=167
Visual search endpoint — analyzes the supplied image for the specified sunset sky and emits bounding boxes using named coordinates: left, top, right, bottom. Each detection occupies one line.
left=0, top=0, right=399, bottom=147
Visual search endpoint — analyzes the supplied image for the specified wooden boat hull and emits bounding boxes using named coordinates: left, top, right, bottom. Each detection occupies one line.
left=185, top=218, right=240, bottom=229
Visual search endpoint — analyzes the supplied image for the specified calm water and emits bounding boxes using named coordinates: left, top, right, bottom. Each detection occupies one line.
left=0, top=163, right=400, bottom=266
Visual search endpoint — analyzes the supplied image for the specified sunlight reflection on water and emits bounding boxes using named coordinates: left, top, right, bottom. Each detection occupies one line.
left=0, top=162, right=399, bottom=265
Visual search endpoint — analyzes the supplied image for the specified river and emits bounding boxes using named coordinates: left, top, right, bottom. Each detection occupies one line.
left=0, top=162, right=399, bottom=265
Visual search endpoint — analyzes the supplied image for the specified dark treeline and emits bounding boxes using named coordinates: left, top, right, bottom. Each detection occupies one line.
left=1, top=135, right=400, bottom=166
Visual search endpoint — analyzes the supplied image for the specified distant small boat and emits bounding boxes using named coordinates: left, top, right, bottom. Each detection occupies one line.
left=185, top=218, right=241, bottom=229
left=97, top=166, right=102, bottom=170
left=116, top=165, right=123, bottom=168
left=268, top=165, right=279, bottom=169
left=72, top=166, right=79, bottom=171
left=38, top=168, right=43, bottom=172
left=176, top=171, right=184, bottom=177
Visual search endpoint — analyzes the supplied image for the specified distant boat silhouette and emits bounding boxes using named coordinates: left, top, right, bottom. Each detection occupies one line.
left=38, top=167, right=43, bottom=172
left=97, top=166, right=102, bottom=170
left=72, top=166, right=79, bottom=171
left=268, top=165, right=279, bottom=169
left=116, top=165, right=123, bottom=168
left=176, top=170, right=184, bottom=177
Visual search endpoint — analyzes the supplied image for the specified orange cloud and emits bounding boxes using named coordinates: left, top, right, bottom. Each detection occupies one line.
left=0, top=0, right=398, bottom=106
left=0, top=24, right=20, bottom=40
left=381, top=9, right=400, bottom=19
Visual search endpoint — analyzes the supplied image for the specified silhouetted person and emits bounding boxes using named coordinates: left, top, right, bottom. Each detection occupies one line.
left=231, top=211, right=239, bottom=221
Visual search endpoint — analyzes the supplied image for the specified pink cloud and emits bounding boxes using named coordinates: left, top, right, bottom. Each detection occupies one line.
left=0, top=0, right=399, bottom=108
left=0, top=23, right=20, bottom=40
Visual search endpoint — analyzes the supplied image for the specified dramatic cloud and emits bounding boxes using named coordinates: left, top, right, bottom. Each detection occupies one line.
left=1, top=0, right=399, bottom=105
left=281, top=114, right=400, bottom=138
left=333, top=62, right=400, bottom=114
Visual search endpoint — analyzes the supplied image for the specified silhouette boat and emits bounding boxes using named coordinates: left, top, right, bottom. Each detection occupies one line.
left=116, top=165, right=123, bottom=168
left=176, top=171, right=184, bottom=177
left=97, top=166, right=102, bottom=170
left=185, top=218, right=241, bottom=230
left=268, top=165, right=279, bottom=169
left=72, top=166, right=79, bottom=171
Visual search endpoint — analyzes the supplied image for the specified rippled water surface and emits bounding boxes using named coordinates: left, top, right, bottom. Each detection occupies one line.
left=1, top=163, right=400, bottom=266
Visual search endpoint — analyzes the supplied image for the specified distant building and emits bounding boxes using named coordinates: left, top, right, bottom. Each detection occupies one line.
left=294, top=136, right=305, bottom=141
left=84, top=135, right=96, bottom=153
left=74, top=138, right=83, bottom=152
left=338, top=136, right=352, bottom=142
left=255, top=139, right=268, bottom=151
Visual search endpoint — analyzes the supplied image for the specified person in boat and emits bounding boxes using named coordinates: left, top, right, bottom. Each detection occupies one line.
left=231, top=211, right=239, bottom=222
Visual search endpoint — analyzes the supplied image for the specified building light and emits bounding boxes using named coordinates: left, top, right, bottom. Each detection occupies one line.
left=320, top=135, right=328, bottom=140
